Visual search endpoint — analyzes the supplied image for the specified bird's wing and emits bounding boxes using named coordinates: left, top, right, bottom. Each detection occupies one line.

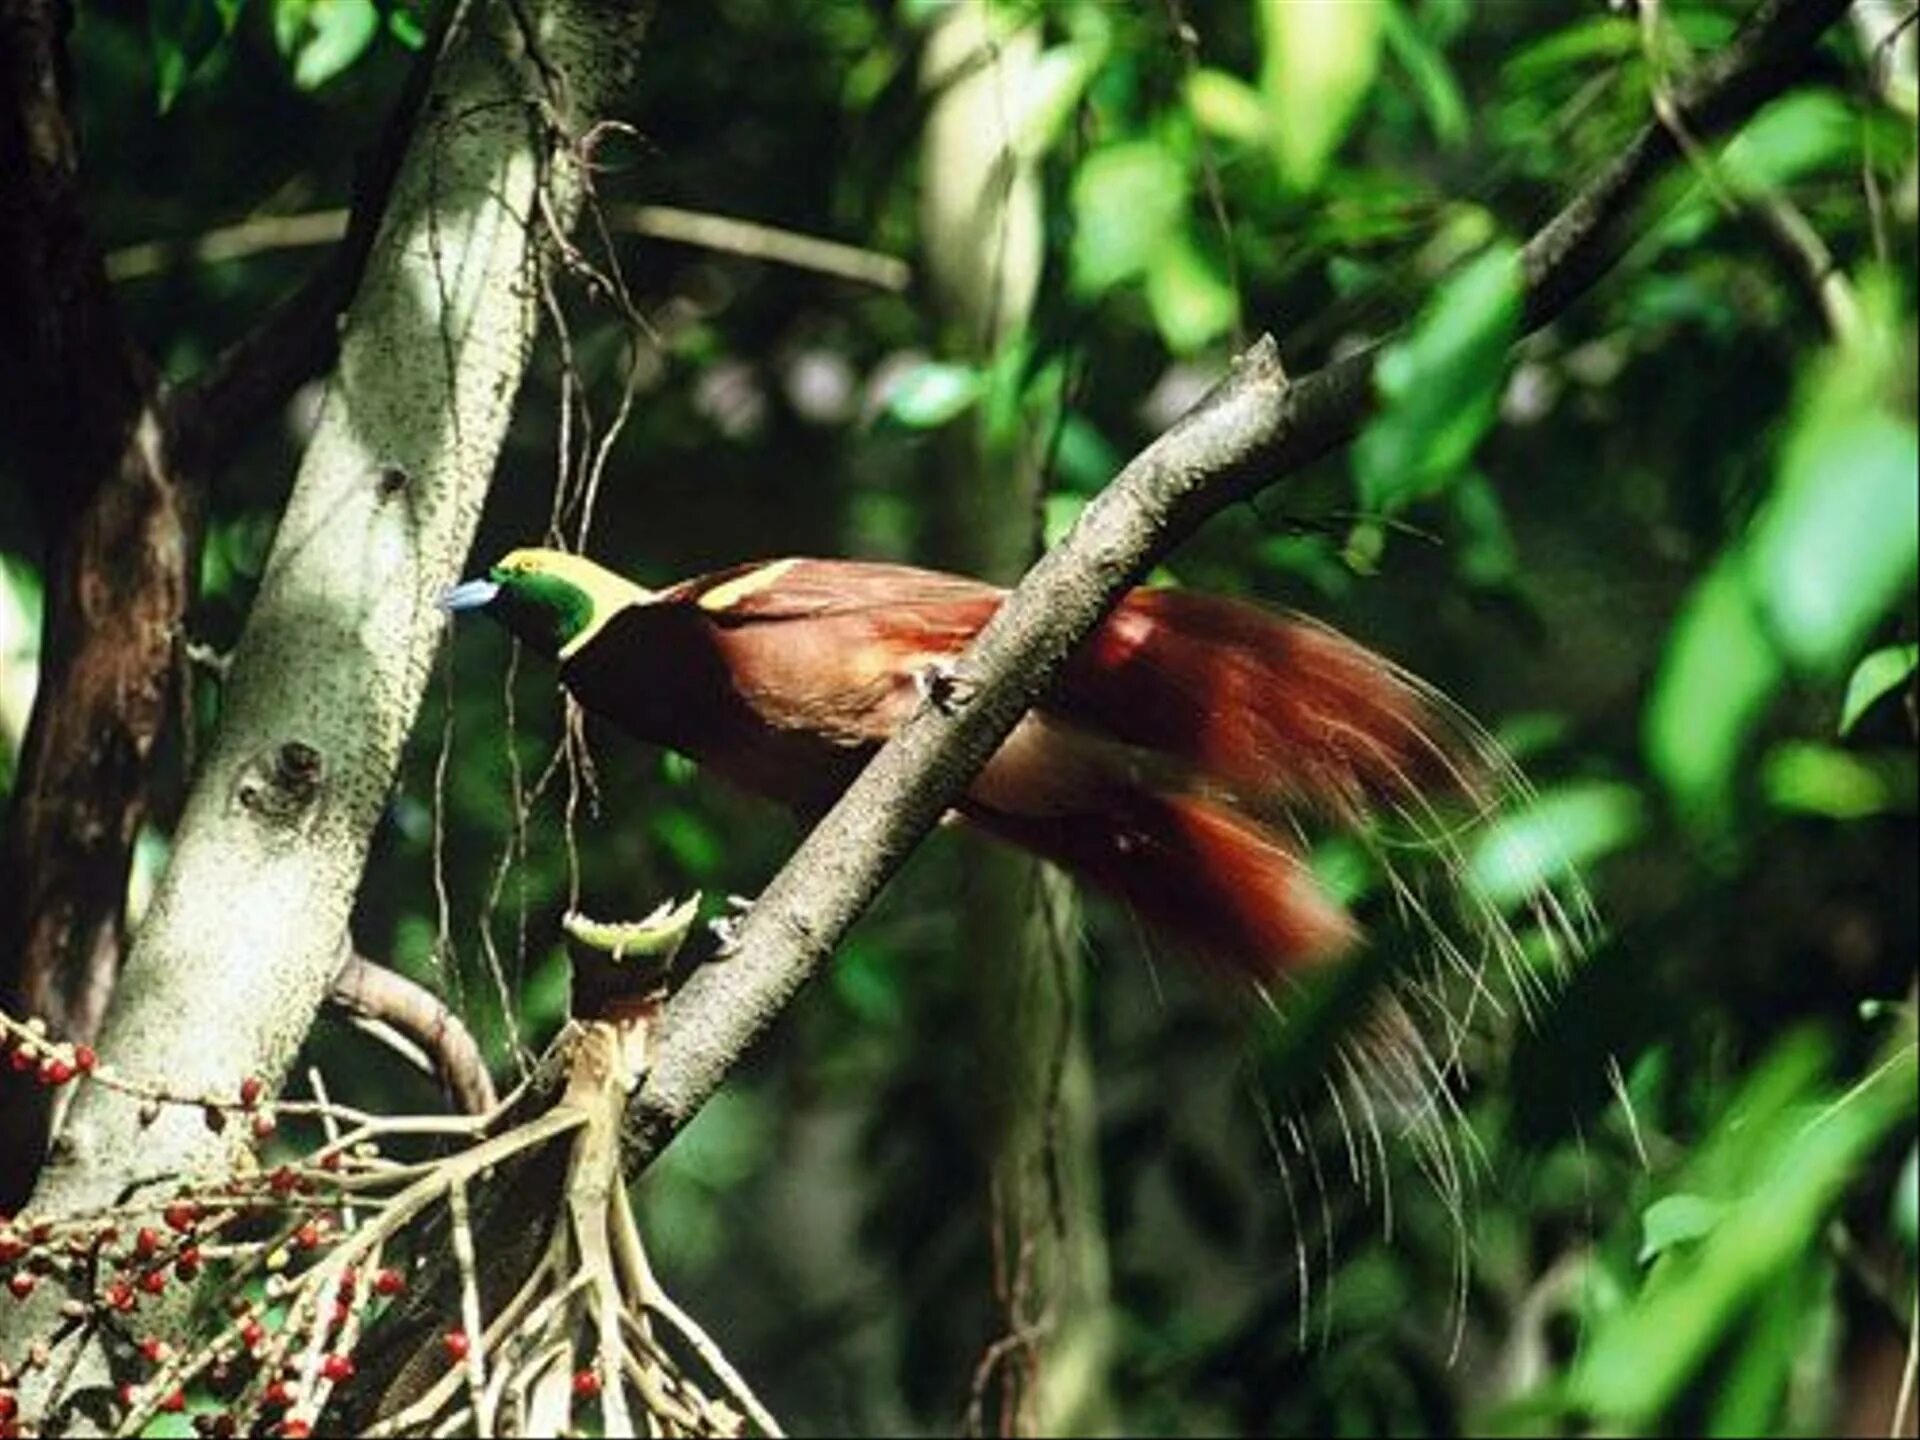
left=669, top=558, right=1003, bottom=629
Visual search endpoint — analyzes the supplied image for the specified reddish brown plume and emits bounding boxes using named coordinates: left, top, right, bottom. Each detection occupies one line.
left=960, top=587, right=1480, bottom=986
left=964, top=792, right=1360, bottom=978
left=1057, top=589, right=1462, bottom=819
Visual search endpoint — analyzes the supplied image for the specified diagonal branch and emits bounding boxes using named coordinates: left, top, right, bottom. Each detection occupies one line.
left=619, top=0, right=1855, bottom=1171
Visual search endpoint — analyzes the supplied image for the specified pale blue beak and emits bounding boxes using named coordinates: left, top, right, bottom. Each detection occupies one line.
left=438, top=578, right=500, bottom=613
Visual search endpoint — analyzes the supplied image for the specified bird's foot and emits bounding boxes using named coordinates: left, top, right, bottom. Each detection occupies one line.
left=915, top=659, right=976, bottom=715
left=707, top=893, right=756, bottom=958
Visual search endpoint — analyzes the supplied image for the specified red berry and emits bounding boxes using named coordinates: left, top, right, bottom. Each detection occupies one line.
left=372, top=1268, right=405, bottom=1297
left=138, top=1269, right=167, bottom=1295
left=292, top=1222, right=320, bottom=1251
left=0, top=1235, right=26, bottom=1264
left=240, top=1319, right=266, bottom=1351
left=9, top=1048, right=33, bottom=1073
left=135, top=1227, right=161, bottom=1258
left=239, top=1076, right=264, bottom=1108
left=268, top=1166, right=298, bottom=1195
left=73, top=1044, right=98, bottom=1074
left=105, top=1279, right=136, bottom=1311
left=6, top=1273, right=35, bottom=1299
left=261, top=1381, right=293, bottom=1408
left=318, top=1151, right=343, bottom=1173
left=572, top=1368, right=601, bottom=1399
left=158, top=1388, right=186, bottom=1413
left=252, top=1112, right=278, bottom=1140
left=175, top=1246, right=202, bottom=1281
left=280, top=1421, right=312, bottom=1438
left=36, top=1057, right=74, bottom=1087
left=442, top=1329, right=471, bottom=1361
left=321, top=1354, right=354, bottom=1383
left=0, top=1393, right=16, bottom=1421
left=163, top=1202, right=199, bottom=1233
left=138, top=1336, right=172, bottom=1363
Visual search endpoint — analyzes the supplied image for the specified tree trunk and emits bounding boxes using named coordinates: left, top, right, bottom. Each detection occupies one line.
left=920, top=11, right=1114, bottom=1434
left=0, top=0, right=193, bottom=1207
left=2, top=0, right=648, bottom=1422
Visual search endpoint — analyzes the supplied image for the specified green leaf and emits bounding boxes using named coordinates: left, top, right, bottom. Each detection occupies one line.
left=1069, top=141, right=1188, bottom=294
left=1748, top=405, right=1918, bottom=675
left=1645, top=556, right=1784, bottom=827
left=1575, top=1037, right=1917, bottom=1427
left=1185, top=67, right=1266, bottom=145
left=150, top=0, right=248, bottom=112
left=286, top=0, right=381, bottom=90
left=1894, top=1144, right=1917, bottom=1254
left=879, top=361, right=983, bottom=429
left=1381, top=0, right=1468, bottom=149
left=1451, top=471, right=1518, bottom=586
left=1144, top=233, right=1238, bottom=354
left=1257, top=0, right=1386, bottom=190
left=1353, top=241, right=1522, bottom=511
left=1466, top=780, right=1646, bottom=911
left=1761, top=743, right=1917, bottom=820
left=1639, top=1193, right=1727, bottom=1263
left=1009, top=40, right=1105, bottom=159
left=1840, top=644, right=1919, bottom=734
left=388, top=4, right=427, bottom=49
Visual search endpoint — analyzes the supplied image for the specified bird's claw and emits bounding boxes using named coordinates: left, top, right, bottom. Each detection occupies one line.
left=707, top=893, right=755, bottom=958
left=915, top=660, right=975, bottom=715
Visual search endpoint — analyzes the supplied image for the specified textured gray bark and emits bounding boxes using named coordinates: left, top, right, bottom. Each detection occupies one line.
left=3, top=0, right=648, bottom=1424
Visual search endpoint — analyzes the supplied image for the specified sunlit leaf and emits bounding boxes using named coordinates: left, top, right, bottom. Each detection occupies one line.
left=1144, top=233, right=1238, bottom=354
left=1451, top=471, right=1518, bottom=586
left=1895, top=1144, right=1918, bottom=1254
left=0, top=553, right=45, bottom=794
left=1009, top=41, right=1105, bottom=159
left=1466, top=780, right=1645, bottom=911
left=1354, top=241, right=1522, bottom=511
left=1185, top=67, right=1266, bottom=145
left=1070, top=141, right=1188, bottom=294
left=1382, top=0, right=1467, bottom=149
left=1639, top=1193, right=1727, bottom=1262
left=1761, top=742, right=1917, bottom=819
left=1645, top=557, right=1784, bottom=827
left=1840, top=644, right=1919, bottom=734
left=286, top=0, right=381, bottom=90
left=1574, top=1035, right=1917, bottom=1426
left=1748, top=405, right=1918, bottom=675
left=1257, top=0, right=1386, bottom=190
left=1500, top=15, right=1637, bottom=91
left=880, top=361, right=983, bottom=428
left=387, top=5, right=427, bottom=50
left=151, top=0, right=247, bottom=111
left=1721, top=92, right=1858, bottom=193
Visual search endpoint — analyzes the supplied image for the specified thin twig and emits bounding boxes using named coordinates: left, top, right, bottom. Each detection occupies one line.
left=105, top=203, right=912, bottom=293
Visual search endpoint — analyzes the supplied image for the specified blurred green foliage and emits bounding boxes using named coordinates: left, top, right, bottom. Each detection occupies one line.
left=1, top=0, right=1915, bottom=1434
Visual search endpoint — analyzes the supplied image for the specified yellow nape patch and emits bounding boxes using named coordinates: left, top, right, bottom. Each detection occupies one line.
left=492, top=548, right=657, bottom=660
left=696, top=558, right=801, bottom=613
